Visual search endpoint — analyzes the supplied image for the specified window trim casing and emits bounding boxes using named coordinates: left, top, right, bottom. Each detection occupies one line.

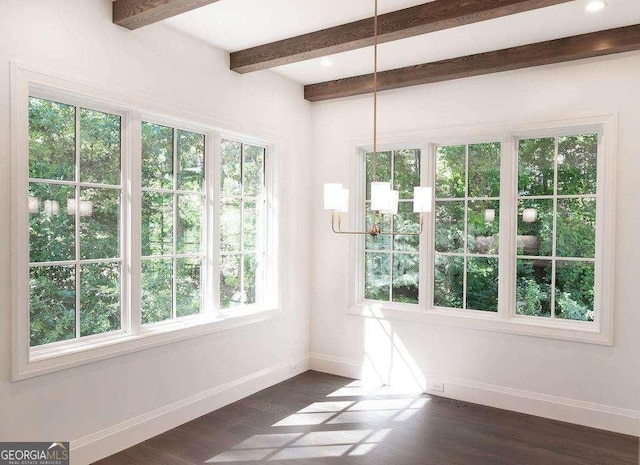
left=346, top=115, right=617, bottom=346
left=10, top=62, right=283, bottom=381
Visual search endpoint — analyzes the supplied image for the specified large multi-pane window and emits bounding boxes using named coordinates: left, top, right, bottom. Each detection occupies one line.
left=18, top=79, right=279, bottom=379
left=355, top=126, right=610, bottom=344
left=516, top=134, right=598, bottom=322
left=141, top=122, right=205, bottom=324
left=28, top=97, right=122, bottom=347
left=219, top=140, right=266, bottom=309
left=433, top=142, right=501, bottom=312
left=363, top=149, right=422, bottom=304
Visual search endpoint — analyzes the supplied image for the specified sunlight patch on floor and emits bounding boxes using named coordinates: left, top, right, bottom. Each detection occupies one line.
left=207, top=428, right=394, bottom=462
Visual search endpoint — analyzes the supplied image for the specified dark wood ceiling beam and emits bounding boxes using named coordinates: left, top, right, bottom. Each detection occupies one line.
left=230, top=0, right=573, bottom=74
left=304, top=24, right=640, bottom=102
left=113, top=0, right=222, bottom=30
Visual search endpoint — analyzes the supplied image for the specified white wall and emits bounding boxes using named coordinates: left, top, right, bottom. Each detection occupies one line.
left=311, top=52, right=640, bottom=434
left=0, top=0, right=312, bottom=461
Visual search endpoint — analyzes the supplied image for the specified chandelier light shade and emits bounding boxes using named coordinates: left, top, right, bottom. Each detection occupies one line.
left=413, top=187, right=432, bottom=213
left=371, top=181, right=392, bottom=212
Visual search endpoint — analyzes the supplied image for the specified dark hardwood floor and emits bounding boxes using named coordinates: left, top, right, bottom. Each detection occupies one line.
left=94, top=371, right=639, bottom=465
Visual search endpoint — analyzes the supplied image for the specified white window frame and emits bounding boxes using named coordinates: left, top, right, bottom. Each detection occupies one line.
left=10, top=63, right=282, bottom=381
left=215, top=133, right=280, bottom=314
left=346, top=116, right=616, bottom=346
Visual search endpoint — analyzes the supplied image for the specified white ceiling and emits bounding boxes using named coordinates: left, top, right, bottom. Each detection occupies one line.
left=165, top=0, right=640, bottom=85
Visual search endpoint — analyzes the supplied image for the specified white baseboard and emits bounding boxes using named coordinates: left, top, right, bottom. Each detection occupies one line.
left=309, top=352, right=640, bottom=437
left=70, top=355, right=310, bottom=465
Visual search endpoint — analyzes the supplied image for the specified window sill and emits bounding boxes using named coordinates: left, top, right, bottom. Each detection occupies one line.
left=347, top=302, right=612, bottom=346
left=16, top=307, right=282, bottom=381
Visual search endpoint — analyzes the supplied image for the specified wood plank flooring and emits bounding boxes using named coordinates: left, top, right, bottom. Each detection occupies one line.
left=94, top=371, right=639, bottom=465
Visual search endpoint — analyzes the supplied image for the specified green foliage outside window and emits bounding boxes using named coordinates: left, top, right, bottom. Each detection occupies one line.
left=517, top=134, right=597, bottom=321
left=364, top=149, right=421, bottom=304
left=220, top=140, right=265, bottom=309
left=434, top=142, right=501, bottom=313
left=29, top=98, right=122, bottom=347
left=141, top=122, right=204, bottom=325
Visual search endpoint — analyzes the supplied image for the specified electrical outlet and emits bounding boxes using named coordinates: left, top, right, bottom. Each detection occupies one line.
left=289, top=363, right=299, bottom=374
left=429, top=381, right=445, bottom=393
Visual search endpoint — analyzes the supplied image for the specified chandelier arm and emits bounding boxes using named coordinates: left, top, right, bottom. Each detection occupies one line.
left=329, top=213, right=424, bottom=236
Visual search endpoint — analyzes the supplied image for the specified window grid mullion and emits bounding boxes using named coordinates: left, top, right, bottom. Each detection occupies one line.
left=30, top=258, right=124, bottom=267
left=517, top=194, right=596, bottom=200
left=240, top=144, right=246, bottom=304
left=172, top=128, right=178, bottom=320
left=27, top=178, right=123, bottom=190
left=463, top=144, right=469, bottom=310
left=74, top=105, right=81, bottom=340
left=551, top=137, right=559, bottom=319
left=389, top=150, right=395, bottom=303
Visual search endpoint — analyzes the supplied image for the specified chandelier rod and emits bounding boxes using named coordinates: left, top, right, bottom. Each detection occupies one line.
left=372, top=0, right=379, bottom=183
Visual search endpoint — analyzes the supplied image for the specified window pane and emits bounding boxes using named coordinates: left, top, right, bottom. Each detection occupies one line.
left=177, top=194, right=203, bottom=254
left=177, top=258, right=202, bottom=318
left=80, top=108, right=121, bottom=185
left=435, top=201, right=464, bottom=253
left=393, top=202, right=420, bottom=252
left=220, top=254, right=241, bottom=308
left=466, top=257, right=498, bottom=312
left=516, top=259, right=552, bottom=317
left=29, top=183, right=75, bottom=263
left=142, top=192, right=173, bottom=256
left=243, top=200, right=264, bottom=251
left=80, top=263, right=121, bottom=337
left=558, top=134, right=597, bottom=195
left=436, top=145, right=465, bottom=198
left=556, top=198, right=596, bottom=258
left=468, top=200, right=499, bottom=254
left=141, top=259, right=173, bottom=324
left=79, top=188, right=120, bottom=260
left=29, top=97, right=76, bottom=181
left=243, top=144, right=265, bottom=197
left=392, top=253, right=419, bottom=304
left=517, top=199, right=553, bottom=256
left=393, top=149, right=420, bottom=200
left=555, top=261, right=594, bottom=321
left=177, top=130, right=205, bottom=192
left=142, top=122, right=173, bottom=189
left=434, top=255, right=463, bottom=309
left=468, top=142, right=500, bottom=198
left=221, top=140, right=242, bottom=196
left=365, top=151, right=392, bottom=200
left=365, top=252, right=390, bottom=301
left=518, top=137, right=555, bottom=196
left=365, top=204, right=391, bottom=251
left=244, top=254, right=258, bottom=305
left=30, top=265, right=76, bottom=347
left=220, top=200, right=241, bottom=252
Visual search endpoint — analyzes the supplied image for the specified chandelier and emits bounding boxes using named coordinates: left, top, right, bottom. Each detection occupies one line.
left=323, top=0, right=432, bottom=237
